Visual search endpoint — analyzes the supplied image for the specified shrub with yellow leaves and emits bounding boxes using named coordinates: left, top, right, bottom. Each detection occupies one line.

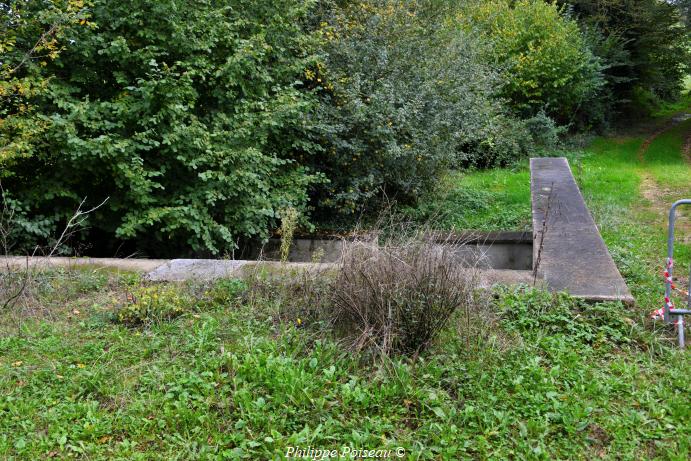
left=115, top=284, right=193, bottom=326
left=461, top=0, right=603, bottom=124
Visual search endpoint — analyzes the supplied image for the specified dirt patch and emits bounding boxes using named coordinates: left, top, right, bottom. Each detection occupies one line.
left=683, top=131, right=691, bottom=165
left=640, top=173, right=691, bottom=243
left=587, top=424, right=611, bottom=458
left=640, top=174, right=659, bottom=204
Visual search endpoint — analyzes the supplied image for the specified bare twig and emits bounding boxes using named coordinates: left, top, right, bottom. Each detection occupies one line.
left=5, top=22, right=62, bottom=76
left=0, top=193, right=109, bottom=313
left=46, top=196, right=109, bottom=258
left=4, top=4, right=89, bottom=78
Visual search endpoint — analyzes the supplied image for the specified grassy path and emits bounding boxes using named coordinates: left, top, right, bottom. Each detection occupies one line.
left=583, top=115, right=691, bottom=322
left=638, top=118, right=691, bottom=240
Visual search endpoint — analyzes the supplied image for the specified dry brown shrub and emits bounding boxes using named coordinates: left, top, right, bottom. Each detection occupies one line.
left=331, top=226, right=481, bottom=356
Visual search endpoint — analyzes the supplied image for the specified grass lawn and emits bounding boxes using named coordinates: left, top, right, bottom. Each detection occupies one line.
left=1, top=108, right=691, bottom=459
left=2, top=270, right=689, bottom=460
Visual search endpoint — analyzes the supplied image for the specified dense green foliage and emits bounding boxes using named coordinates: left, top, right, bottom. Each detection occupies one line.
left=464, top=0, right=604, bottom=125
left=308, top=1, right=528, bottom=218
left=0, top=0, right=688, bottom=255
left=2, top=0, right=324, bottom=256
left=556, top=0, right=690, bottom=118
left=0, top=0, right=532, bottom=254
left=0, top=0, right=88, bottom=164
left=676, top=0, right=691, bottom=28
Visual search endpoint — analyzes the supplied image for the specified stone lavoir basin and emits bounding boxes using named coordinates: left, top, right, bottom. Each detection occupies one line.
left=1, top=158, right=634, bottom=304
left=248, top=230, right=533, bottom=270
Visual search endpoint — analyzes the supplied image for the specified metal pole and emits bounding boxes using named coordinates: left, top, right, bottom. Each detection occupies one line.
left=666, top=200, right=691, bottom=348
left=680, top=318, right=685, bottom=349
left=664, top=203, right=676, bottom=323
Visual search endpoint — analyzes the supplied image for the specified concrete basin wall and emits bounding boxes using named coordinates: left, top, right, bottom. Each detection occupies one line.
left=254, top=231, right=533, bottom=270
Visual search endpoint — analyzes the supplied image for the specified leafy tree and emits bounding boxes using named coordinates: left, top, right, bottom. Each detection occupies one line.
left=1, top=0, right=324, bottom=256
left=463, top=0, right=604, bottom=125
left=309, top=0, right=530, bottom=219
left=556, top=0, right=690, bottom=112
left=1, top=0, right=88, bottom=166
left=674, top=0, right=691, bottom=29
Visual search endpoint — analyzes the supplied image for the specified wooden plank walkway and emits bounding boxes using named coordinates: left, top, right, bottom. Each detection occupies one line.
left=531, top=157, right=634, bottom=304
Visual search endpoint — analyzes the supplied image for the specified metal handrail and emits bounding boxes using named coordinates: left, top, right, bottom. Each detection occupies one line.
left=664, top=199, right=691, bottom=348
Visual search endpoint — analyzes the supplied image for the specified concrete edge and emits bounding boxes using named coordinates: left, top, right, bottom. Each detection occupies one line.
left=570, top=293, right=636, bottom=306
left=530, top=157, right=635, bottom=305
left=0, top=256, right=167, bottom=273
left=0, top=256, right=543, bottom=291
